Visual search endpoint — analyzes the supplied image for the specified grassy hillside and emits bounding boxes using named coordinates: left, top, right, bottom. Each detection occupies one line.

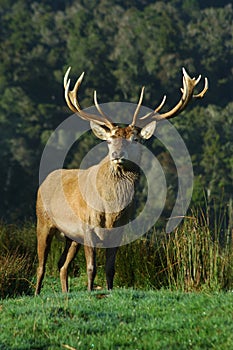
left=0, top=287, right=233, bottom=350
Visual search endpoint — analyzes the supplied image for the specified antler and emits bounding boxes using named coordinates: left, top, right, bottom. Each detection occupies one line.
left=140, top=67, right=208, bottom=122
left=131, top=87, right=145, bottom=126
left=64, top=67, right=114, bottom=129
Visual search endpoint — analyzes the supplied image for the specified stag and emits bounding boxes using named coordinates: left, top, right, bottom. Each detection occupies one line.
left=35, top=67, right=208, bottom=294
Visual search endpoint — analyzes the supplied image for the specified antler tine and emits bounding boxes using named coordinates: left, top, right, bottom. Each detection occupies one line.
left=154, top=95, right=167, bottom=113
left=93, top=91, right=114, bottom=128
left=140, top=95, right=167, bottom=121
left=64, top=70, right=85, bottom=114
left=70, top=71, right=85, bottom=112
left=131, top=86, right=145, bottom=126
left=63, top=67, right=114, bottom=128
left=193, top=77, right=208, bottom=98
left=64, top=78, right=77, bottom=114
left=140, top=68, right=208, bottom=122
left=64, top=66, right=71, bottom=89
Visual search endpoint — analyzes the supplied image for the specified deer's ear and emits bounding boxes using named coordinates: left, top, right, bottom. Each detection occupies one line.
left=90, top=121, right=110, bottom=140
left=140, top=121, right=156, bottom=140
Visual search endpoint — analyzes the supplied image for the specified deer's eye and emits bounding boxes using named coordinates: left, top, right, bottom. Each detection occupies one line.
left=131, top=136, right=139, bottom=143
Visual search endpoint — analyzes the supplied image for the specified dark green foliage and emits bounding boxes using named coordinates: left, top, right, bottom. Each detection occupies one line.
left=0, top=0, right=233, bottom=270
left=0, top=0, right=232, bottom=222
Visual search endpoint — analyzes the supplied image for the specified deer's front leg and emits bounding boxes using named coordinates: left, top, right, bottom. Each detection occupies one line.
left=106, top=247, right=118, bottom=290
left=84, top=245, right=96, bottom=291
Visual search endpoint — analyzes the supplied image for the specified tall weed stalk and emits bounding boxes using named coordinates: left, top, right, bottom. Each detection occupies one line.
left=0, top=222, right=37, bottom=298
left=0, top=208, right=232, bottom=298
left=115, top=211, right=233, bottom=291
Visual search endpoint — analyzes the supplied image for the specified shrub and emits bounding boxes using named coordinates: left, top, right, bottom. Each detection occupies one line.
left=0, top=222, right=36, bottom=298
left=0, top=251, right=34, bottom=298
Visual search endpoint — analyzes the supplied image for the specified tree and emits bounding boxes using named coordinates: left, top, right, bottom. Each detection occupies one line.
left=0, top=0, right=232, bottom=222
left=185, top=5, right=233, bottom=106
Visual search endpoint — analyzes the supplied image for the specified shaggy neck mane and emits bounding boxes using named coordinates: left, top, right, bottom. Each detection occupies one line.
left=94, top=158, right=141, bottom=210
left=99, top=157, right=141, bottom=183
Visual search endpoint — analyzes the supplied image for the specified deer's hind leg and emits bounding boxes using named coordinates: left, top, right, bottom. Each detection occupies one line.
left=106, top=247, right=118, bottom=290
left=58, top=237, right=80, bottom=293
left=35, top=220, right=56, bottom=295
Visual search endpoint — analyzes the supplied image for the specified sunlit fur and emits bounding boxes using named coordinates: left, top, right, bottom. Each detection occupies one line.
left=35, top=122, right=155, bottom=294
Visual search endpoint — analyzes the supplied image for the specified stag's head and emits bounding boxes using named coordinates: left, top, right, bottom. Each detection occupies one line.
left=63, top=67, right=208, bottom=166
left=89, top=122, right=156, bottom=166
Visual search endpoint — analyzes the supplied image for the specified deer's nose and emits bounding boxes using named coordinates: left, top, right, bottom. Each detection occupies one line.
left=112, top=151, right=127, bottom=160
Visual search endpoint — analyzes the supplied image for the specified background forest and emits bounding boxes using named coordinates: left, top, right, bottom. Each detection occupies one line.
left=0, top=0, right=232, bottom=234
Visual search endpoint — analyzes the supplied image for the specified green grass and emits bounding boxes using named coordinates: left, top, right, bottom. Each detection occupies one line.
left=0, top=287, right=233, bottom=350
